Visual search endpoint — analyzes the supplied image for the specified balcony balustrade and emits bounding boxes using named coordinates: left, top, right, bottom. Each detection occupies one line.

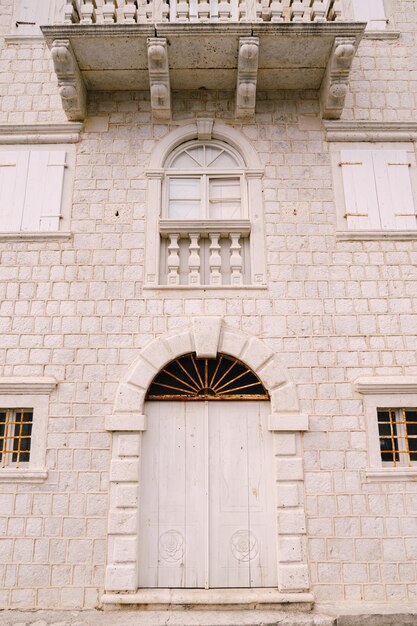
left=63, top=0, right=342, bottom=25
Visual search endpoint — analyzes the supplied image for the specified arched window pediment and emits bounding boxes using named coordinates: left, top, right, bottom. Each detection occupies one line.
left=146, top=352, right=269, bottom=401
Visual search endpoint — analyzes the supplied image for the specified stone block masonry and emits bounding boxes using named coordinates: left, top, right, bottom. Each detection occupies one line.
left=1, top=0, right=417, bottom=613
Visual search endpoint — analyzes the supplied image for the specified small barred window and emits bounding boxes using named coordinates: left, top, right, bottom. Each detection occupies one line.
left=0, top=409, right=33, bottom=467
left=377, top=408, right=417, bottom=466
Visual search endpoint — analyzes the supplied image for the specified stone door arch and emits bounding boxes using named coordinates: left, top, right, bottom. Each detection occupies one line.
left=103, top=318, right=311, bottom=605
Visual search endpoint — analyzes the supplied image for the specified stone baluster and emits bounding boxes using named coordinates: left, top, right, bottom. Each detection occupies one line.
left=176, top=0, right=190, bottom=20
left=270, top=0, right=284, bottom=21
left=167, top=234, right=181, bottom=285
left=102, top=0, right=118, bottom=23
left=188, top=234, right=201, bottom=285
left=159, top=0, right=170, bottom=21
left=329, top=0, right=341, bottom=20
left=241, top=0, right=256, bottom=19
left=311, top=0, right=326, bottom=21
left=238, top=0, right=247, bottom=20
left=151, top=0, right=167, bottom=20
left=255, top=0, right=263, bottom=21
left=209, top=233, right=222, bottom=285
left=260, top=0, right=271, bottom=21
left=290, top=0, right=307, bottom=21
left=64, top=0, right=80, bottom=23
left=135, top=0, right=146, bottom=21
left=123, top=0, right=138, bottom=22
left=79, top=0, right=97, bottom=23
left=217, top=0, right=232, bottom=20
left=229, top=233, right=243, bottom=285
left=198, top=0, right=211, bottom=21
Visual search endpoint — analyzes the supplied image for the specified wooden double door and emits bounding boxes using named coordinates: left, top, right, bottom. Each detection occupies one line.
left=138, top=400, right=277, bottom=588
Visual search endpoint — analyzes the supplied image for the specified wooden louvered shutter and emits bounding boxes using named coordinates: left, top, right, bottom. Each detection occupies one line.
left=352, top=0, right=387, bottom=30
left=13, top=0, right=53, bottom=35
left=0, top=152, right=30, bottom=232
left=373, top=150, right=416, bottom=231
left=21, top=151, right=66, bottom=232
left=340, top=150, right=380, bottom=230
left=40, top=151, right=66, bottom=231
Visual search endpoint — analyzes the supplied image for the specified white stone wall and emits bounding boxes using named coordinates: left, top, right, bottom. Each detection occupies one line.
left=0, top=0, right=417, bottom=610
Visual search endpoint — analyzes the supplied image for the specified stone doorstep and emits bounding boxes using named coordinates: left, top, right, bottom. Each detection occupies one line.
left=101, top=589, right=314, bottom=611
left=0, top=611, right=417, bottom=626
left=0, top=610, right=336, bottom=626
left=336, top=616, right=417, bottom=626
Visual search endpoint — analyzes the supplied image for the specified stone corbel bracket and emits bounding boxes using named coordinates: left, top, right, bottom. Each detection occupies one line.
left=51, top=39, right=87, bottom=122
left=236, top=37, right=259, bottom=120
left=320, top=36, right=358, bottom=120
left=147, top=37, right=171, bottom=122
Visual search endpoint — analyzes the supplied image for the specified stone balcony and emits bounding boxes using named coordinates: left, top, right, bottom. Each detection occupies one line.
left=42, top=0, right=365, bottom=122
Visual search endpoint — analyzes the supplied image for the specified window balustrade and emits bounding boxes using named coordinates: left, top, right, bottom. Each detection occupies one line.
left=160, top=222, right=251, bottom=286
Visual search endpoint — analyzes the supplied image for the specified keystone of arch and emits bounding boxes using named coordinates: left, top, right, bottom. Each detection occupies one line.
left=107, top=318, right=308, bottom=431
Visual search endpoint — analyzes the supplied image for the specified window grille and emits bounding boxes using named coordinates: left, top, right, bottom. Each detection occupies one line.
left=377, top=408, right=417, bottom=466
left=0, top=409, right=33, bottom=467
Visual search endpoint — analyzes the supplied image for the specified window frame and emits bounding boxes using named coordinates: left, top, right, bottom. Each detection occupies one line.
left=330, top=141, right=417, bottom=240
left=0, top=377, right=56, bottom=483
left=0, top=408, right=34, bottom=468
left=164, top=173, right=246, bottom=221
left=163, top=140, right=247, bottom=222
left=355, top=377, right=417, bottom=482
left=377, top=407, right=417, bottom=468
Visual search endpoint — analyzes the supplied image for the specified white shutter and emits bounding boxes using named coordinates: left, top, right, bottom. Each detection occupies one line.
left=52, top=0, right=66, bottom=22
left=13, top=0, right=53, bottom=35
left=41, top=151, right=66, bottom=231
left=373, top=150, right=416, bottom=230
left=0, top=152, right=30, bottom=232
left=352, top=0, right=387, bottom=30
left=21, top=151, right=66, bottom=232
left=340, top=150, right=380, bottom=230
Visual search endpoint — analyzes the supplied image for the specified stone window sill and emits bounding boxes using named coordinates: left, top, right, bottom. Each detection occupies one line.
left=0, top=232, right=72, bottom=243
left=143, top=285, right=268, bottom=292
left=0, top=469, right=48, bottom=483
left=363, top=30, right=400, bottom=40
left=4, top=35, right=45, bottom=45
left=364, top=468, right=417, bottom=482
left=336, top=230, right=417, bottom=241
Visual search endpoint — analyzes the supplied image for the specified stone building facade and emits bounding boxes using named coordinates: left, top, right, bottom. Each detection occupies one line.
left=0, top=0, right=416, bottom=618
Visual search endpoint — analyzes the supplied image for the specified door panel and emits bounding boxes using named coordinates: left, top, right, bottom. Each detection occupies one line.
left=138, top=402, right=206, bottom=588
left=139, top=400, right=277, bottom=588
left=209, top=401, right=277, bottom=588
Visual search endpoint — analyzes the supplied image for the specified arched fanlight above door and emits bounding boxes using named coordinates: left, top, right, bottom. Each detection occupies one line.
left=146, top=352, right=269, bottom=401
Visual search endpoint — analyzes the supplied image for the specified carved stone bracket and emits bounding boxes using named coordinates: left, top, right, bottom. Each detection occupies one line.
left=147, top=37, right=171, bottom=121
left=51, top=39, right=87, bottom=122
left=320, top=36, right=357, bottom=120
left=236, top=37, right=259, bottom=120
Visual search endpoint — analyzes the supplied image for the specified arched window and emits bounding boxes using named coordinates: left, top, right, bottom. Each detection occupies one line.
left=164, top=141, right=245, bottom=221
left=144, top=122, right=266, bottom=289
